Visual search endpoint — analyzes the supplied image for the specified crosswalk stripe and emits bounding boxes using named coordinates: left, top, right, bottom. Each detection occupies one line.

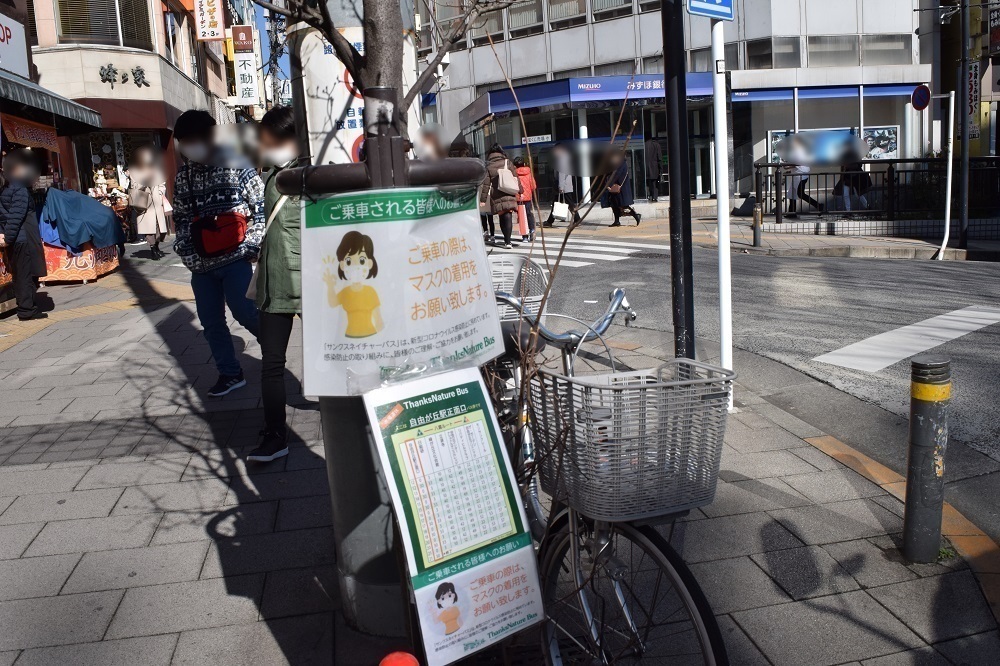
left=561, top=237, right=672, bottom=251
left=556, top=243, right=637, bottom=254
left=495, top=247, right=628, bottom=262
left=489, top=249, right=592, bottom=268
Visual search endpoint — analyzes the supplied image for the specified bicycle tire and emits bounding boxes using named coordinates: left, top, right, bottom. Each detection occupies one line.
left=539, top=518, right=728, bottom=665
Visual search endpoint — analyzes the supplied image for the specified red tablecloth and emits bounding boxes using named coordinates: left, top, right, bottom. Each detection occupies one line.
left=39, top=243, right=119, bottom=284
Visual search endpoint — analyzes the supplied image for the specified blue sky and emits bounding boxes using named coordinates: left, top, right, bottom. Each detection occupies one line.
left=255, top=9, right=291, bottom=80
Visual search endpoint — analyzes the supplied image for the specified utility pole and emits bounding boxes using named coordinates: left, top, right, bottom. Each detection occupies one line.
left=660, top=0, right=696, bottom=359
left=960, top=0, right=971, bottom=249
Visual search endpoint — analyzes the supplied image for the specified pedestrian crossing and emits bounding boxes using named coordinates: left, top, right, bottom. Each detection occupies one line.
left=486, top=236, right=670, bottom=268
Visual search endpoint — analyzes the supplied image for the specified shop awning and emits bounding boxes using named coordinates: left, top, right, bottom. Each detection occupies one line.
left=0, top=69, right=101, bottom=133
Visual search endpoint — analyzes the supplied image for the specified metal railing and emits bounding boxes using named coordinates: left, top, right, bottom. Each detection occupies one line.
left=753, top=158, right=1000, bottom=226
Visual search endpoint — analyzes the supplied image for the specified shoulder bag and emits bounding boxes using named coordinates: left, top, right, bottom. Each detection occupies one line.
left=128, top=185, right=151, bottom=211
left=246, top=195, right=290, bottom=300
left=497, top=159, right=520, bottom=195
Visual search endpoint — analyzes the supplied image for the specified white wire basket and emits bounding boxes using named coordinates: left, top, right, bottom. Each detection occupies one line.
left=529, top=359, right=735, bottom=523
left=489, top=255, right=548, bottom=323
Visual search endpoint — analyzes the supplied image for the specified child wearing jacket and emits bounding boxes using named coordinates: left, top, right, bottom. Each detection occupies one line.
left=514, top=156, right=537, bottom=242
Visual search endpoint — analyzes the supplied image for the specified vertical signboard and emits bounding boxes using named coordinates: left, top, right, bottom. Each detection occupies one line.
left=991, top=9, right=1000, bottom=57
left=300, top=26, right=366, bottom=164
left=363, top=368, right=543, bottom=666
left=195, top=0, right=224, bottom=40
left=969, top=61, right=981, bottom=140
left=232, top=25, right=259, bottom=106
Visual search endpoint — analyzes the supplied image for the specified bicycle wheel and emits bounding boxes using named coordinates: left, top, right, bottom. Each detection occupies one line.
left=540, top=517, right=727, bottom=665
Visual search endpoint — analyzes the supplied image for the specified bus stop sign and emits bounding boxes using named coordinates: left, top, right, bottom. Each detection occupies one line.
left=688, top=0, right=735, bottom=21
left=912, top=85, right=932, bottom=112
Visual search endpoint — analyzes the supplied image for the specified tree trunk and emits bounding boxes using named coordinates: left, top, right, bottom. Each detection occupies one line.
left=361, top=0, right=406, bottom=135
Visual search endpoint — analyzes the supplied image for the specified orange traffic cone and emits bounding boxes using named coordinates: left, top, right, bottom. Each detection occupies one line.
left=379, top=652, right=420, bottom=666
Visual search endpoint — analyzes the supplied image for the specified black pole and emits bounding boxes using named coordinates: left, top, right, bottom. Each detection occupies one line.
left=902, top=355, right=951, bottom=564
left=959, top=0, right=970, bottom=249
left=660, top=0, right=696, bottom=359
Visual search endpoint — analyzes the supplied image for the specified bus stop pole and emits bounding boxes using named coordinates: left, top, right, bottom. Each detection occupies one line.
left=660, top=0, right=696, bottom=359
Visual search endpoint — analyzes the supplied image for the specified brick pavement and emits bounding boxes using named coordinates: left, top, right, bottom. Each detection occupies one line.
left=0, top=269, right=996, bottom=665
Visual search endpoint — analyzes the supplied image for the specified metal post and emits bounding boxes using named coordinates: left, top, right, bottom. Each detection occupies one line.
left=660, top=0, right=696, bottom=359
left=775, top=170, right=784, bottom=225
left=753, top=166, right=763, bottom=247
left=960, top=0, right=971, bottom=249
left=711, top=19, right=733, bottom=409
left=902, top=355, right=951, bottom=564
left=939, top=91, right=957, bottom=259
left=887, top=164, right=896, bottom=222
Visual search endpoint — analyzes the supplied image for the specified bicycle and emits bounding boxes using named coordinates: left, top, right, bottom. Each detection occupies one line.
left=487, top=266, right=733, bottom=665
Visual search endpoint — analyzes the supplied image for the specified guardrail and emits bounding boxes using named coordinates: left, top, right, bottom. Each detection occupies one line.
left=753, top=158, right=1000, bottom=226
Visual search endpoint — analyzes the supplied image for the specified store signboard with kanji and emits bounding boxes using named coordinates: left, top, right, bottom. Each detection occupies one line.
left=363, top=368, right=543, bottom=666
left=194, top=0, right=224, bottom=40
left=300, top=186, right=504, bottom=396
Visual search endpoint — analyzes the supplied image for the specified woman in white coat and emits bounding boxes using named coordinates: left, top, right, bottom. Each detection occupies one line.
left=127, top=145, right=171, bottom=259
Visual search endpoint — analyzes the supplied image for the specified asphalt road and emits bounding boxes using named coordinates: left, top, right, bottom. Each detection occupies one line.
left=545, top=245, right=1000, bottom=456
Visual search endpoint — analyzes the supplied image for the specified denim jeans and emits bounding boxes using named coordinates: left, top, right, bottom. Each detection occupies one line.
left=191, top=260, right=260, bottom=377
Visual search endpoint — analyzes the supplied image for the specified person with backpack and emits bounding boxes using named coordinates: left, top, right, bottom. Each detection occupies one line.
left=172, top=109, right=264, bottom=397
left=514, top=156, right=537, bottom=242
left=479, top=144, right=522, bottom=249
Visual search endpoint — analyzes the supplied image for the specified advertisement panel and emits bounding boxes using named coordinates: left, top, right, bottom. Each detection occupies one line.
left=194, top=0, right=224, bottom=40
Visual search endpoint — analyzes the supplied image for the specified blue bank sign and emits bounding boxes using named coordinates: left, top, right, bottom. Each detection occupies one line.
left=688, top=0, right=734, bottom=21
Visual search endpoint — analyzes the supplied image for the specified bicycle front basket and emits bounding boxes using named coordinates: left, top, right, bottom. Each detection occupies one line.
left=528, top=359, right=735, bottom=523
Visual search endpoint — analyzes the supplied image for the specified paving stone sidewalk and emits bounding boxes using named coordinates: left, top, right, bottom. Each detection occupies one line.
left=0, top=274, right=996, bottom=665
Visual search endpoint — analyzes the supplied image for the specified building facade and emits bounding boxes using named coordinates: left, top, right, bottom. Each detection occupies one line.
left=26, top=0, right=254, bottom=191
left=422, top=0, right=932, bottom=200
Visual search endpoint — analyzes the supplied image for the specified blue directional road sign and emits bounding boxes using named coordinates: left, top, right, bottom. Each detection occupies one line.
left=688, top=0, right=735, bottom=21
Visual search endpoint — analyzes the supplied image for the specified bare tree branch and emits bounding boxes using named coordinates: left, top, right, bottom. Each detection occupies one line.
left=402, top=1, right=511, bottom=111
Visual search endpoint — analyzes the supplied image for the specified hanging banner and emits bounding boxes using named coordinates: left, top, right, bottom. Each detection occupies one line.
left=364, top=368, right=543, bottom=666
left=300, top=26, right=366, bottom=164
left=991, top=9, right=1000, bottom=57
left=194, top=0, right=224, bottom=41
left=1, top=114, right=58, bottom=152
left=300, top=186, right=504, bottom=396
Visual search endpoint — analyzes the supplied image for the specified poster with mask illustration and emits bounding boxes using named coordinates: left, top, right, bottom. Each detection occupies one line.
left=363, top=368, right=543, bottom=666
left=300, top=186, right=504, bottom=396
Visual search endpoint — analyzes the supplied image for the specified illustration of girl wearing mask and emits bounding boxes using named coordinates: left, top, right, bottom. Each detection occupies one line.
left=432, top=582, right=463, bottom=635
left=322, top=231, right=384, bottom=338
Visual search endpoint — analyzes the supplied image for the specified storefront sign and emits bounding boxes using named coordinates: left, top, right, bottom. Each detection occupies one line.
left=520, top=134, right=551, bottom=145
left=968, top=61, right=981, bottom=140
left=0, top=17, right=29, bottom=78
left=1, top=113, right=58, bottom=152
left=232, top=24, right=254, bottom=52
left=363, top=368, right=543, bottom=666
left=300, top=186, right=503, bottom=396
left=194, top=0, right=224, bottom=40
left=768, top=126, right=899, bottom=162
left=233, top=53, right=259, bottom=105
left=991, top=9, right=1000, bottom=57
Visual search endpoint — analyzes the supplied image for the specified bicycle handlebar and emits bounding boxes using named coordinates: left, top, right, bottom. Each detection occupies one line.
left=495, top=288, right=638, bottom=348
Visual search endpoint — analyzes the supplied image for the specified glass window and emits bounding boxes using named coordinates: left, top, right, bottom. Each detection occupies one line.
left=861, top=34, right=912, bottom=66
left=549, top=0, right=586, bottom=28
left=471, top=11, right=503, bottom=46
left=119, top=0, right=152, bottom=49
left=509, top=0, right=543, bottom=37
left=643, top=56, right=663, bottom=74
left=773, top=37, right=802, bottom=69
left=807, top=35, right=860, bottom=68
left=747, top=39, right=771, bottom=70
left=639, top=0, right=658, bottom=11
left=690, top=48, right=710, bottom=72
left=726, top=43, right=739, bottom=70
left=512, top=74, right=547, bottom=86
left=593, top=0, right=632, bottom=21
left=57, top=0, right=152, bottom=50
left=594, top=60, right=636, bottom=76
left=553, top=66, right=592, bottom=79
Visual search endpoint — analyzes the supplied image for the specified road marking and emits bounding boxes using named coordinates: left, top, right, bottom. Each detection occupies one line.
left=813, top=305, right=1000, bottom=372
left=489, top=250, right=591, bottom=268
left=491, top=247, right=625, bottom=262
left=557, top=243, right=637, bottom=254
left=562, top=237, right=672, bottom=251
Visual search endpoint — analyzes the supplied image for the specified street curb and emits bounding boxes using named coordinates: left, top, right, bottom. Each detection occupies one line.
left=806, top=434, right=1000, bottom=624
left=725, top=245, right=971, bottom=261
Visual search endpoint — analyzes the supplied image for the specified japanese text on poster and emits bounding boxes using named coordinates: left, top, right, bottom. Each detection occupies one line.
left=300, top=187, right=503, bottom=396
left=194, top=0, right=224, bottom=40
left=364, top=369, right=543, bottom=666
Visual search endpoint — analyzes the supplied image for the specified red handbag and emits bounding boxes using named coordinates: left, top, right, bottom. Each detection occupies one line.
left=191, top=212, right=248, bottom=258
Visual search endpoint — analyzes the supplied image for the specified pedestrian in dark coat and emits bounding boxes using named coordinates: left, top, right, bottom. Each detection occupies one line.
left=0, top=150, right=46, bottom=320
left=477, top=144, right=521, bottom=248
left=600, top=150, right=641, bottom=227
left=644, top=137, right=663, bottom=202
